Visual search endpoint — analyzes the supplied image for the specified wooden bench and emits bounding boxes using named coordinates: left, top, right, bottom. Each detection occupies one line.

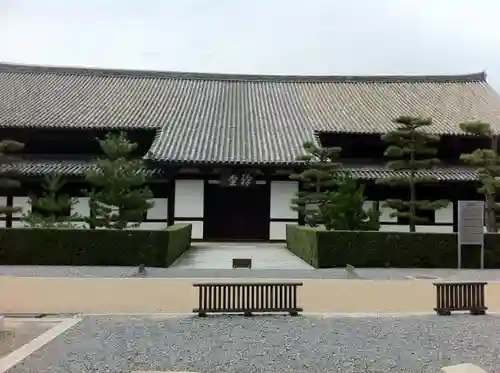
left=434, top=282, right=487, bottom=315
left=193, top=282, right=303, bottom=316
left=232, top=258, right=252, bottom=268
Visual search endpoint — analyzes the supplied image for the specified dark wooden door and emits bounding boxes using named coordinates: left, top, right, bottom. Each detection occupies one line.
left=204, top=182, right=270, bottom=241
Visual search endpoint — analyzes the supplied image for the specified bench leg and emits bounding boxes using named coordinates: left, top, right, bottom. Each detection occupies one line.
left=470, top=309, right=486, bottom=315
left=244, top=311, right=253, bottom=317
left=436, top=310, right=451, bottom=316
left=289, top=311, right=299, bottom=316
left=198, top=312, right=207, bottom=317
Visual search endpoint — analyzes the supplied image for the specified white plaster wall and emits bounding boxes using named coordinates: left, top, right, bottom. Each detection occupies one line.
left=380, top=205, right=397, bottom=223
left=380, top=224, right=409, bottom=232
left=13, top=196, right=29, bottom=217
left=175, top=220, right=203, bottom=239
left=363, top=200, right=374, bottom=211
left=435, top=202, right=453, bottom=223
left=270, top=181, right=298, bottom=219
left=380, top=225, right=454, bottom=233
left=127, top=222, right=168, bottom=230
left=73, top=197, right=90, bottom=218
left=417, top=225, right=454, bottom=233
left=148, top=198, right=168, bottom=220
left=270, top=221, right=289, bottom=240
left=174, top=180, right=204, bottom=218
left=12, top=220, right=27, bottom=228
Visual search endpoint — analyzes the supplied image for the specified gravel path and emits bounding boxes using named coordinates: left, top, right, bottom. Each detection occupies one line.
left=9, top=315, right=500, bottom=373
left=2, top=265, right=500, bottom=280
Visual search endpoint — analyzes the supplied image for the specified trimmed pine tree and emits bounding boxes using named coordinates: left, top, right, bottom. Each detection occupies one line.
left=377, top=116, right=449, bottom=232
left=85, top=132, right=153, bottom=229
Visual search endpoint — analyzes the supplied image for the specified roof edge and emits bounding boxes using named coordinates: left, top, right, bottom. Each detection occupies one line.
left=0, top=62, right=486, bottom=84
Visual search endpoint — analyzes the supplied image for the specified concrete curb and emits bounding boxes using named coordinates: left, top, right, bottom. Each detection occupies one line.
left=0, top=317, right=81, bottom=373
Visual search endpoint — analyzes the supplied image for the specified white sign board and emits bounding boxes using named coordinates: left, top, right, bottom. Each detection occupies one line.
left=458, top=201, right=484, bottom=245
left=457, top=200, right=485, bottom=269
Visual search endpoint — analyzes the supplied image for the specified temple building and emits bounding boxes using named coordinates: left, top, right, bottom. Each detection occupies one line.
left=0, top=63, right=499, bottom=240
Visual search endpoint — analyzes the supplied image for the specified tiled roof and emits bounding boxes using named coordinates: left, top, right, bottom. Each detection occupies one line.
left=342, top=165, right=478, bottom=182
left=0, top=159, right=163, bottom=177
left=1, top=63, right=500, bottom=164
left=0, top=158, right=479, bottom=182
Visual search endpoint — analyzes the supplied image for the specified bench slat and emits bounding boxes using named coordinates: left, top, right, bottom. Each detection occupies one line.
left=434, top=281, right=487, bottom=316
left=193, top=282, right=303, bottom=316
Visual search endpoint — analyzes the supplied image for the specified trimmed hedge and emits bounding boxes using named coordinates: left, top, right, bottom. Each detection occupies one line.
left=286, top=224, right=500, bottom=268
left=0, top=223, right=192, bottom=267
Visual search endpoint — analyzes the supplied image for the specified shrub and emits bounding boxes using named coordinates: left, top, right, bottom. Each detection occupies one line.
left=286, top=224, right=500, bottom=268
left=0, top=224, right=192, bottom=267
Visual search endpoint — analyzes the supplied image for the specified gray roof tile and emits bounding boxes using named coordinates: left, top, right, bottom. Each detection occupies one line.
left=0, top=159, right=479, bottom=182
left=1, top=63, right=500, bottom=164
left=342, top=165, right=478, bottom=181
left=0, top=159, right=163, bottom=177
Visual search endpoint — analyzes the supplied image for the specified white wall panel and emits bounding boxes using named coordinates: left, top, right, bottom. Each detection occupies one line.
left=72, top=222, right=87, bottom=229
left=380, top=205, right=397, bottom=223
left=380, top=224, right=409, bottom=232
left=127, top=222, right=167, bottom=230
left=148, top=198, right=168, bottom=220
left=12, top=220, right=27, bottom=228
left=435, top=202, right=453, bottom=223
left=73, top=197, right=90, bottom=217
left=174, top=180, right=204, bottom=218
left=270, top=221, right=289, bottom=240
left=416, top=225, right=454, bottom=233
left=270, top=181, right=298, bottom=219
left=175, top=220, right=203, bottom=239
left=13, top=196, right=29, bottom=217
left=363, top=200, right=374, bottom=212
left=381, top=225, right=454, bottom=233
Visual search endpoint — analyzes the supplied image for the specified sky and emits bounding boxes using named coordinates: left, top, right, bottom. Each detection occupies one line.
left=1, top=0, right=500, bottom=88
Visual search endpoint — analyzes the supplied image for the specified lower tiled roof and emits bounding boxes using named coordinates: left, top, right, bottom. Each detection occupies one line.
left=342, top=165, right=478, bottom=181
left=0, top=159, right=480, bottom=182
left=0, top=159, right=164, bottom=177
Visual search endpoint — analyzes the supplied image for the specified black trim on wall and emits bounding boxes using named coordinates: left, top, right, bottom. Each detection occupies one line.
left=270, top=218, right=299, bottom=223
left=6, top=195, right=13, bottom=228
left=175, top=217, right=204, bottom=222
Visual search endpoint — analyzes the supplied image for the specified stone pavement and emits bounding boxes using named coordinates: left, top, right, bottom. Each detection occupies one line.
left=169, top=243, right=314, bottom=269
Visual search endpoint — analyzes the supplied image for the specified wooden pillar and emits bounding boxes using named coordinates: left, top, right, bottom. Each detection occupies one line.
left=167, top=180, right=175, bottom=226
left=6, top=194, right=13, bottom=228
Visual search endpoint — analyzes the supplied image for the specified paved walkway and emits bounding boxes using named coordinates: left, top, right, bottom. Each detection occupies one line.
left=169, top=243, right=314, bottom=269
left=3, top=277, right=500, bottom=314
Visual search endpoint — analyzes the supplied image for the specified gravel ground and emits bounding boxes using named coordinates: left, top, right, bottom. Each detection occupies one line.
left=2, top=265, right=500, bottom=280
left=8, top=314, right=500, bottom=373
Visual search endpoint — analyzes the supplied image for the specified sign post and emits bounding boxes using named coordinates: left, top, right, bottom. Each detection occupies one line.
left=457, top=201, right=485, bottom=269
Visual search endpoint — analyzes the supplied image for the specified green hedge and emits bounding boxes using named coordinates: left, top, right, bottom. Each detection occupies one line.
left=0, top=224, right=192, bottom=267
left=286, top=224, right=500, bottom=268
left=165, top=223, right=192, bottom=266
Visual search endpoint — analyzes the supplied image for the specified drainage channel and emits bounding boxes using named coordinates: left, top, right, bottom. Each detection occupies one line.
left=405, top=275, right=442, bottom=280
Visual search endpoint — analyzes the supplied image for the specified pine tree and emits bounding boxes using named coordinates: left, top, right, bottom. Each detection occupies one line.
left=377, top=116, right=449, bottom=232
left=0, top=139, right=24, bottom=217
left=290, top=141, right=341, bottom=227
left=321, top=173, right=380, bottom=231
left=459, top=120, right=500, bottom=232
left=85, top=132, right=153, bottom=229
left=23, top=173, right=80, bottom=228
